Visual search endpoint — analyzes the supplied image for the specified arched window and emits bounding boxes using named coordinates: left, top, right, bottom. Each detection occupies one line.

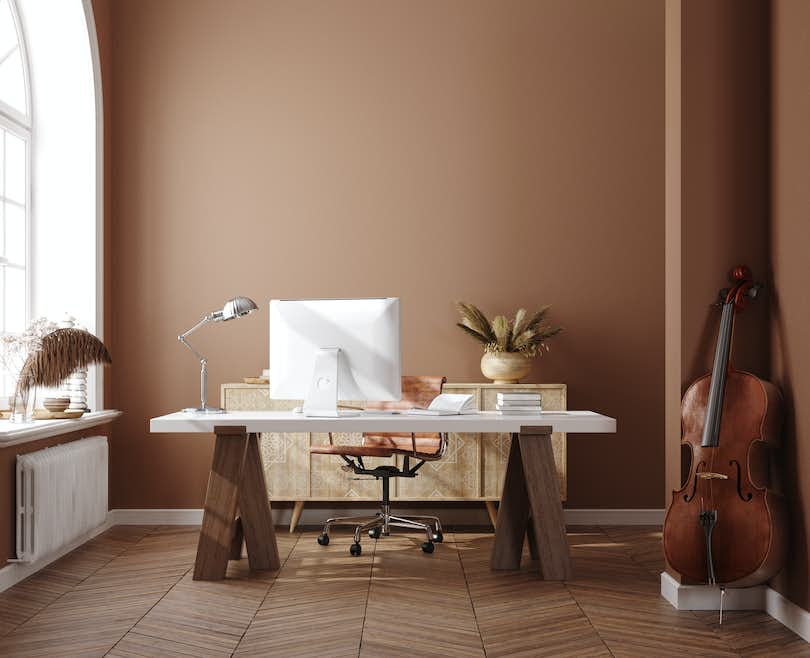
left=0, top=0, right=30, bottom=341
left=0, top=0, right=103, bottom=406
left=0, top=0, right=29, bottom=398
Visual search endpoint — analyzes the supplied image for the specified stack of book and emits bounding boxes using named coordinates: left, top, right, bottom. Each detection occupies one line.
left=495, top=392, right=542, bottom=415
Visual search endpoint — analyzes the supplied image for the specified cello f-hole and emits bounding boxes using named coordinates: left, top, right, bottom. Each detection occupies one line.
left=730, top=460, right=753, bottom=502
left=684, top=461, right=706, bottom=502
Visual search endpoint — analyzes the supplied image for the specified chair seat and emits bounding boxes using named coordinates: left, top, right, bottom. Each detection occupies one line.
left=309, top=444, right=395, bottom=458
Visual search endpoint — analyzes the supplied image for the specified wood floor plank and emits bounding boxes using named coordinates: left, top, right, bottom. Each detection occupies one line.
left=693, top=610, right=810, bottom=657
left=233, top=530, right=373, bottom=657
left=0, top=527, right=198, bottom=657
left=457, top=530, right=611, bottom=657
left=0, top=525, right=153, bottom=638
left=568, top=527, right=740, bottom=657
left=108, top=533, right=298, bottom=658
left=360, top=531, right=485, bottom=658
left=0, top=523, right=806, bottom=657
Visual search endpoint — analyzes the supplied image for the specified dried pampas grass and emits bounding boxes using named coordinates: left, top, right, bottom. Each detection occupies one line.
left=17, top=328, right=112, bottom=393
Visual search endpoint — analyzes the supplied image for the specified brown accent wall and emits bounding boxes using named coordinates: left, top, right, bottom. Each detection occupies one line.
left=664, top=0, right=771, bottom=580
left=0, top=426, right=114, bottom=565
left=681, top=0, right=771, bottom=389
left=770, top=0, right=810, bottom=613
left=99, top=0, right=665, bottom=510
left=665, top=0, right=772, bottom=496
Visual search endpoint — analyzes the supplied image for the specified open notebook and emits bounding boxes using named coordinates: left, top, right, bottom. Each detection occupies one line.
left=407, top=393, right=477, bottom=416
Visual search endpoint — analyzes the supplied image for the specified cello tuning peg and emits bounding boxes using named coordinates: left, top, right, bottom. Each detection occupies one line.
left=747, top=283, right=763, bottom=299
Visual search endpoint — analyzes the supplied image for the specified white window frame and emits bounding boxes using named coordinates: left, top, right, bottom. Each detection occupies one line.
left=0, top=0, right=104, bottom=408
left=0, top=0, right=32, bottom=398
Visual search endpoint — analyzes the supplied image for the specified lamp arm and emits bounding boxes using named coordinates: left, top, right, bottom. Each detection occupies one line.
left=178, top=315, right=214, bottom=410
left=179, top=314, right=215, bottom=340
left=178, top=313, right=220, bottom=360
left=178, top=333, right=205, bottom=363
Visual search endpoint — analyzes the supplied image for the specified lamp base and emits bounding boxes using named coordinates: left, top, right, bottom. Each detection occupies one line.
left=182, top=406, right=226, bottom=414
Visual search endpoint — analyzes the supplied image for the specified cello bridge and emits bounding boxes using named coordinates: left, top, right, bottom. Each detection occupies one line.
left=697, top=472, right=729, bottom=481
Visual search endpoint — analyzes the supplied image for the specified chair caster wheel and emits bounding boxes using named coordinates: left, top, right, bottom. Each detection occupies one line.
left=317, top=533, right=330, bottom=546
left=350, top=543, right=362, bottom=556
left=431, top=531, right=444, bottom=543
left=421, top=541, right=435, bottom=554
left=368, top=527, right=382, bottom=539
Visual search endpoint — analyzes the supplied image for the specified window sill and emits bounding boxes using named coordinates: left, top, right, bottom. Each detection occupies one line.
left=0, top=410, right=121, bottom=447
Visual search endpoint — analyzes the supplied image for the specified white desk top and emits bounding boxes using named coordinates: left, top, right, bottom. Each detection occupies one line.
left=150, top=410, right=615, bottom=435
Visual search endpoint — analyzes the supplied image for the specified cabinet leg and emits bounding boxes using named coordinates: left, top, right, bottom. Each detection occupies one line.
left=485, top=501, right=498, bottom=530
left=518, top=427, right=572, bottom=580
left=491, top=434, right=530, bottom=570
left=239, top=433, right=280, bottom=571
left=194, top=426, right=248, bottom=581
left=290, top=500, right=305, bottom=533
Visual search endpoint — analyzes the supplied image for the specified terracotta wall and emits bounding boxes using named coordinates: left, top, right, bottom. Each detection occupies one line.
left=97, top=0, right=665, bottom=510
left=770, top=0, right=810, bottom=612
left=681, top=0, right=771, bottom=387
left=664, top=0, right=771, bottom=505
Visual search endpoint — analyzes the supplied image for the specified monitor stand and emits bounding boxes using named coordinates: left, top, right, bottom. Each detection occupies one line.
left=302, top=347, right=362, bottom=417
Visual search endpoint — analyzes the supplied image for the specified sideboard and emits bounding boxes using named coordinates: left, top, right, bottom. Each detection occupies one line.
left=221, top=382, right=567, bottom=531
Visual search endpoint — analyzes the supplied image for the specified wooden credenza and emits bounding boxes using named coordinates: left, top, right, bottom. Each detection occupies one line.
left=221, top=382, right=567, bottom=530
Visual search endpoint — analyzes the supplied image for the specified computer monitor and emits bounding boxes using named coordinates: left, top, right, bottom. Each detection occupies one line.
left=269, top=298, right=401, bottom=417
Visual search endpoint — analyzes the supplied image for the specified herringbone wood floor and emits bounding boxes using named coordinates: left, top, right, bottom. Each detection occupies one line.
left=0, top=525, right=807, bottom=657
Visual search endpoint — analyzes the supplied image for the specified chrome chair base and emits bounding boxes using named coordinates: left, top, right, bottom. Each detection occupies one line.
left=317, top=504, right=444, bottom=556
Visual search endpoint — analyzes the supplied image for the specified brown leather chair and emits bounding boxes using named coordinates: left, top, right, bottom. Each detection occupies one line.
left=310, top=375, right=448, bottom=555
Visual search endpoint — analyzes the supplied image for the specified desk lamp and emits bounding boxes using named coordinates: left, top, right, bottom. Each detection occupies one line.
left=178, top=296, right=258, bottom=413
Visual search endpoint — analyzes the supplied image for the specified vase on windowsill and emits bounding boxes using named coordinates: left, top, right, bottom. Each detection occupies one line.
left=11, top=371, right=36, bottom=423
left=455, top=302, right=563, bottom=385
left=1, top=318, right=59, bottom=423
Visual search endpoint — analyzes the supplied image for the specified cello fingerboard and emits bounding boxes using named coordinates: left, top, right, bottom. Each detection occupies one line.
left=701, top=301, right=735, bottom=448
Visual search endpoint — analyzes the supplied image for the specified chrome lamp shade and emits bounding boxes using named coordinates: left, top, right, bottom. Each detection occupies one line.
left=218, top=296, right=258, bottom=322
left=178, top=296, right=258, bottom=414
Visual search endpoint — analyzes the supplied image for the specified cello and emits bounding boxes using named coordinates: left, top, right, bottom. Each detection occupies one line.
left=663, top=266, right=787, bottom=600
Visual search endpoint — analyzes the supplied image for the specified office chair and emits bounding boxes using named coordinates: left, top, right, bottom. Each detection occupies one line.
left=309, top=375, right=448, bottom=556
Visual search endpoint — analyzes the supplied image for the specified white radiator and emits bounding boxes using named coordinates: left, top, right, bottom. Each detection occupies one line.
left=15, top=436, right=108, bottom=563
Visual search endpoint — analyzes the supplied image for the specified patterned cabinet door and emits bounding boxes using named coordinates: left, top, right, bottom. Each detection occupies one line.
left=395, top=386, right=481, bottom=500
left=222, top=385, right=309, bottom=499
left=309, top=399, right=393, bottom=500
left=309, top=431, right=395, bottom=500
left=479, top=384, right=567, bottom=501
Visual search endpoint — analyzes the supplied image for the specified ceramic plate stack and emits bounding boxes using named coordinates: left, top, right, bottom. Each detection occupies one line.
left=495, top=392, right=542, bottom=415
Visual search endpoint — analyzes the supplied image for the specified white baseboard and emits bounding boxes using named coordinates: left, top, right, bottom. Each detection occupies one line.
left=0, top=517, right=113, bottom=593
left=564, top=508, right=664, bottom=525
left=108, top=507, right=665, bottom=528
left=767, top=587, right=810, bottom=643
left=108, top=508, right=203, bottom=525
left=661, top=572, right=810, bottom=644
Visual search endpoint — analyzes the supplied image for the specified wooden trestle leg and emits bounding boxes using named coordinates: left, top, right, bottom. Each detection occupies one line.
left=239, top=433, right=280, bottom=571
left=194, top=426, right=279, bottom=580
left=490, top=426, right=572, bottom=580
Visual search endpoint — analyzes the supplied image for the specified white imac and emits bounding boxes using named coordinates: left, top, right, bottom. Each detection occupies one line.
left=269, top=298, right=402, bottom=417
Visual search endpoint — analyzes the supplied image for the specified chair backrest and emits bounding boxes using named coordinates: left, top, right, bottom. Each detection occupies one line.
left=364, top=375, right=446, bottom=458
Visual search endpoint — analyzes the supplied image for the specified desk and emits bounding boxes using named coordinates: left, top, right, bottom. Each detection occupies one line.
left=150, top=411, right=616, bottom=581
